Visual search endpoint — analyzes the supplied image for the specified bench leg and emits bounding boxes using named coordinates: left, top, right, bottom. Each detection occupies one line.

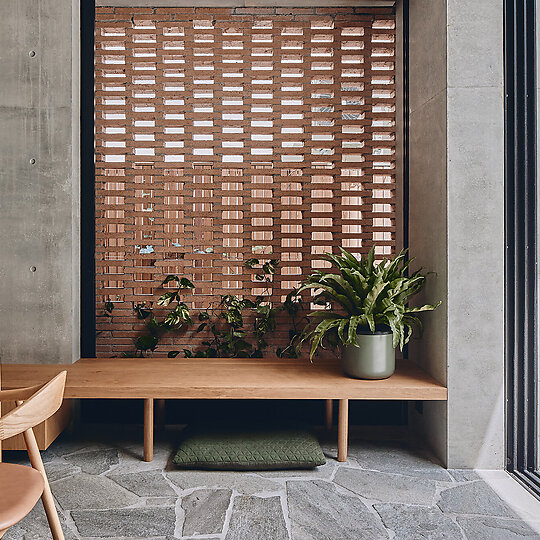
left=144, top=398, right=154, bottom=462
left=337, top=399, right=348, bottom=462
left=156, top=399, right=166, bottom=431
left=325, top=399, right=333, bottom=430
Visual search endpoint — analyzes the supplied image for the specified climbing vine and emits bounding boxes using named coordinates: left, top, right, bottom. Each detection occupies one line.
left=106, top=258, right=303, bottom=358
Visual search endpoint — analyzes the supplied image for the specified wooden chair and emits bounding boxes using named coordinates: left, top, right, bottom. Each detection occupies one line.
left=0, top=371, right=67, bottom=540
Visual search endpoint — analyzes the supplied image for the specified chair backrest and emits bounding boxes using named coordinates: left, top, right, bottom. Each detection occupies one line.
left=0, top=371, right=66, bottom=441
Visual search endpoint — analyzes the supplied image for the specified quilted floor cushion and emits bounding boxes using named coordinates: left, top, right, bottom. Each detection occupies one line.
left=173, top=428, right=326, bottom=470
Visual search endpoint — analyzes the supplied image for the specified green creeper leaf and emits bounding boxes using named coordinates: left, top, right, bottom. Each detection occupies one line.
left=147, top=317, right=160, bottom=332
left=134, top=303, right=151, bottom=319
left=179, top=277, right=195, bottom=288
left=135, top=335, right=158, bottom=352
left=168, top=351, right=180, bottom=358
left=157, top=291, right=177, bottom=307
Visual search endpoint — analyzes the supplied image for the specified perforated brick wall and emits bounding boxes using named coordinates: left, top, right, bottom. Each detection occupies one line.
left=94, top=6, right=396, bottom=356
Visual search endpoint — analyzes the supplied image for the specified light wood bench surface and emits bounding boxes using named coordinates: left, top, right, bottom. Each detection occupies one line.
left=1, top=358, right=447, bottom=462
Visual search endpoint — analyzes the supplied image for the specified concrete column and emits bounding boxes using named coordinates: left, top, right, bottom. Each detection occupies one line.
left=408, top=0, right=505, bottom=468
left=445, top=0, right=505, bottom=469
left=0, top=0, right=79, bottom=364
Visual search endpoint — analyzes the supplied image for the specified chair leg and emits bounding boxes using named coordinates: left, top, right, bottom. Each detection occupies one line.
left=20, top=423, right=65, bottom=540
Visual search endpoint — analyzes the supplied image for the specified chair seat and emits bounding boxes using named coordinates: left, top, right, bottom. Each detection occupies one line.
left=0, top=463, right=44, bottom=531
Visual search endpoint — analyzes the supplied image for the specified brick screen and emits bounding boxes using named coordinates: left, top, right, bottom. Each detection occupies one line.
left=94, top=6, right=396, bottom=356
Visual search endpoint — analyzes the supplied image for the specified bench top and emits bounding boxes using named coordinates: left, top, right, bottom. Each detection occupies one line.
left=1, top=358, right=446, bottom=401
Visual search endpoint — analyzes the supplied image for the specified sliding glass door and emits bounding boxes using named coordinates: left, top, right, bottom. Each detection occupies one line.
left=505, top=0, right=539, bottom=498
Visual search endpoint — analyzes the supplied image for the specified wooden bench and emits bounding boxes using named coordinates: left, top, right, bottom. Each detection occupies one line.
left=1, top=357, right=447, bottom=462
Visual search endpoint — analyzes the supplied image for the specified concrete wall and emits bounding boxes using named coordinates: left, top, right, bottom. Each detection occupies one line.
left=0, top=0, right=79, bottom=364
left=407, top=0, right=448, bottom=464
left=408, top=0, right=505, bottom=468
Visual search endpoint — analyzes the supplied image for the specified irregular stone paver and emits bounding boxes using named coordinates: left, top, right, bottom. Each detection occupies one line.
left=144, top=496, right=178, bottom=507
left=4, top=501, right=78, bottom=540
left=347, top=440, right=451, bottom=481
left=334, top=467, right=437, bottom=505
left=256, top=459, right=336, bottom=480
left=44, top=461, right=80, bottom=483
left=52, top=472, right=139, bottom=510
left=288, top=480, right=388, bottom=540
left=438, top=481, right=517, bottom=517
left=109, top=470, right=176, bottom=497
left=8, top=428, right=540, bottom=540
left=225, top=496, right=288, bottom=540
left=375, top=503, right=463, bottom=539
left=114, top=443, right=173, bottom=474
left=182, top=489, right=231, bottom=536
left=166, top=470, right=282, bottom=496
left=64, top=448, right=119, bottom=475
left=71, top=507, right=175, bottom=538
left=457, top=516, right=540, bottom=539
left=448, top=469, right=481, bottom=482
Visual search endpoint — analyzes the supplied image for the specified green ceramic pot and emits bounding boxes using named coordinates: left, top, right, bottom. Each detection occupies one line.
left=342, top=329, right=395, bottom=379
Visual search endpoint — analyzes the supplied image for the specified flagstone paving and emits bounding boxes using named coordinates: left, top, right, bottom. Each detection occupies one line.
left=4, top=425, right=540, bottom=539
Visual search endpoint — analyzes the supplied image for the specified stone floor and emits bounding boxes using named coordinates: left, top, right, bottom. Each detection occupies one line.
left=4, top=424, right=540, bottom=540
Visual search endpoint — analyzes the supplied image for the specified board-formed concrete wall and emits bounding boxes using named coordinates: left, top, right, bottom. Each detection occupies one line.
left=409, top=0, right=505, bottom=469
left=0, top=0, right=79, bottom=364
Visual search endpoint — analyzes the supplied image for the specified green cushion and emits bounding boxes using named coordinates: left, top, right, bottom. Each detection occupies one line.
left=173, top=428, right=326, bottom=470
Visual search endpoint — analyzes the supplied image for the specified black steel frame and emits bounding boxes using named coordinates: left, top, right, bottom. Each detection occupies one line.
left=80, top=0, right=96, bottom=358
left=504, top=0, right=539, bottom=498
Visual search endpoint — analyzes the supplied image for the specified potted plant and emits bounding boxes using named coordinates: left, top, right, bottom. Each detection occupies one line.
left=293, top=247, right=440, bottom=379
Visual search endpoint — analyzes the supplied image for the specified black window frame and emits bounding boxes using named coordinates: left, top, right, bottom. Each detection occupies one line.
left=504, top=0, right=539, bottom=498
left=81, top=0, right=96, bottom=358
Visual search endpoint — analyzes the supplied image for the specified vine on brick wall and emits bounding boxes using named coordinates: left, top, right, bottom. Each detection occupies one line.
left=107, top=258, right=303, bottom=358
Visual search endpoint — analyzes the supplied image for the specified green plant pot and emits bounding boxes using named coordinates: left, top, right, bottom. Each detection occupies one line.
left=342, top=330, right=395, bottom=380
